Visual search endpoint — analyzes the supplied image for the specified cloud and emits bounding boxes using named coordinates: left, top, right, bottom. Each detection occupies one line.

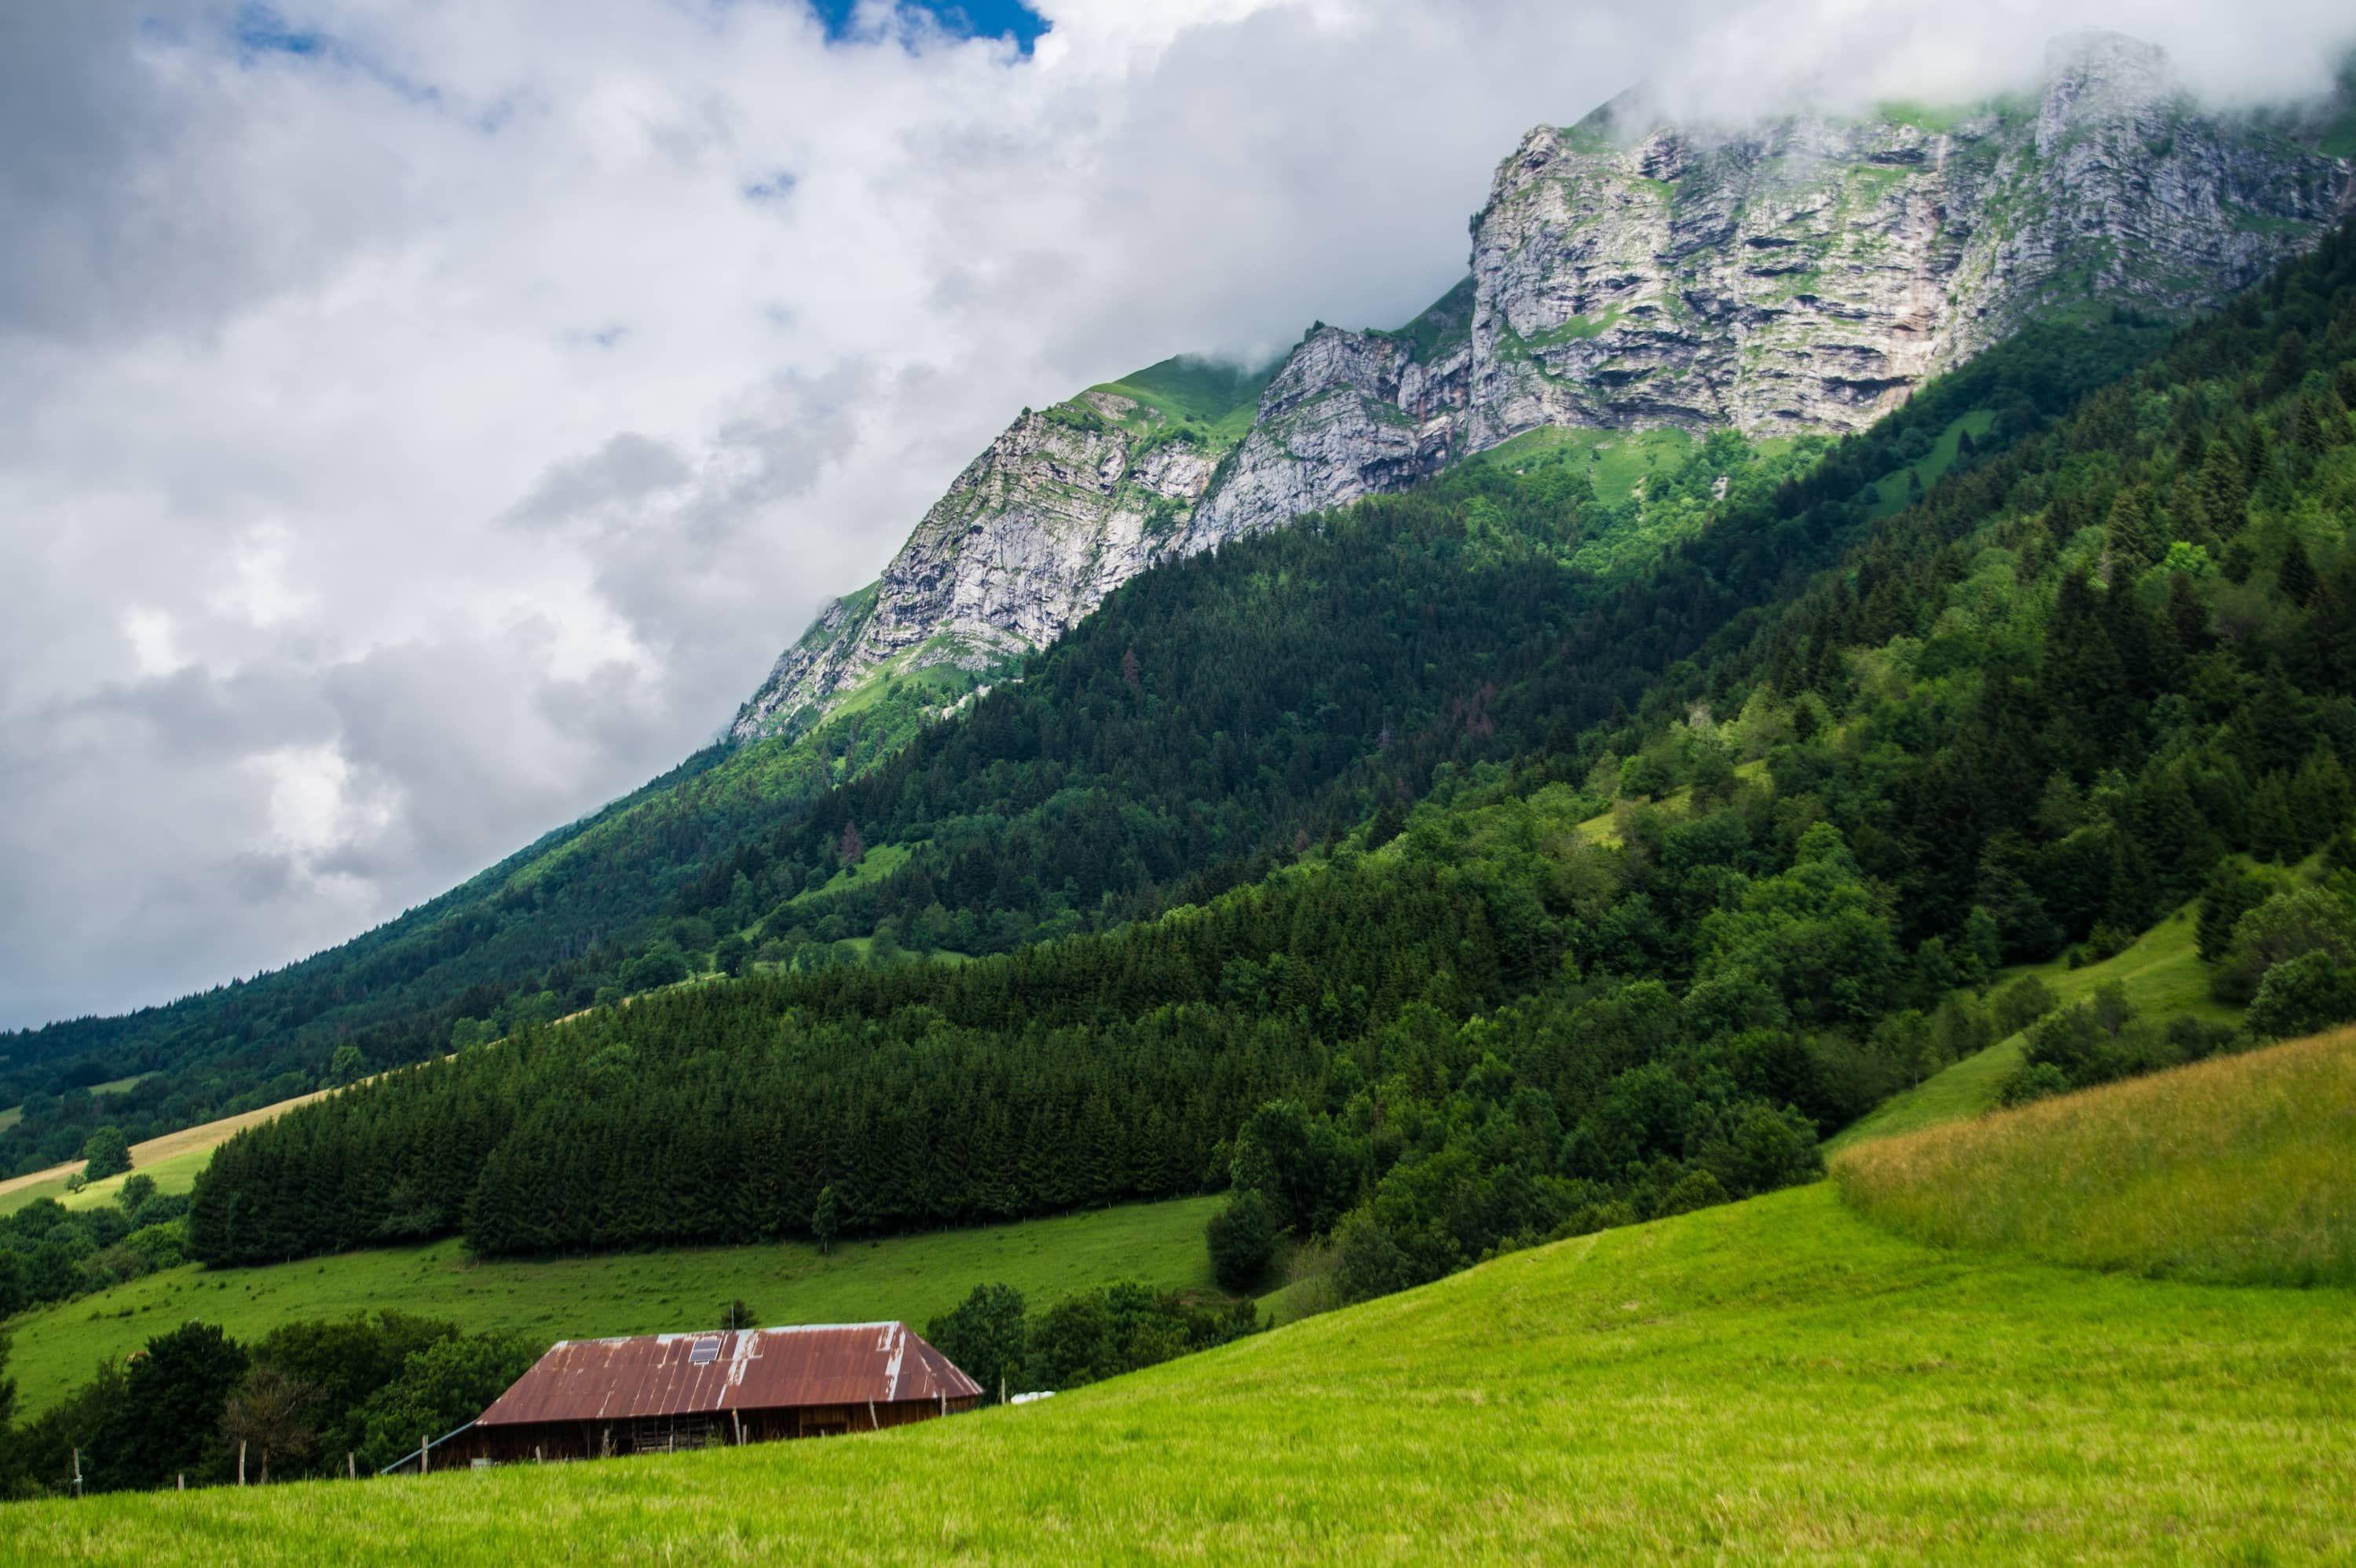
left=2, top=0, right=2351, bottom=1029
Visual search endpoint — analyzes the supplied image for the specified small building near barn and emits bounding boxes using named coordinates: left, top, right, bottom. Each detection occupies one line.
left=387, top=1321, right=981, bottom=1473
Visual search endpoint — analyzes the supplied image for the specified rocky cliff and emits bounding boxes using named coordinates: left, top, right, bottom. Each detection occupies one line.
left=733, top=32, right=2351, bottom=742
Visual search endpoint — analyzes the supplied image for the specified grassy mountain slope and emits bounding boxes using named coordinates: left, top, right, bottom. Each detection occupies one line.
left=1837, top=1025, right=2356, bottom=1285
left=2, top=1197, right=1217, bottom=1422
left=14, top=1175, right=2352, bottom=1563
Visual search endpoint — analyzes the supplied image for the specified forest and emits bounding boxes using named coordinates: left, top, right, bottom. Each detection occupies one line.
left=168, top=221, right=2356, bottom=1312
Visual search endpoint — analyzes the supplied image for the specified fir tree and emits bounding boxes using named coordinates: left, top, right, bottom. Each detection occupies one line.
left=2280, top=537, right=2318, bottom=606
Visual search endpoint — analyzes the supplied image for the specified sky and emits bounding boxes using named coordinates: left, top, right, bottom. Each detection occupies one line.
left=2, top=0, right=2351, bottom=1032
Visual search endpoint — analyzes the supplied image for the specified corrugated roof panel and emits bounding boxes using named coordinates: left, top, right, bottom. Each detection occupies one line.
left=474, top=1321, right=982, bottom=1426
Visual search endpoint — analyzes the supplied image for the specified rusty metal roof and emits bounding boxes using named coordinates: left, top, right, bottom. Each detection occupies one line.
left=474, top=1321, right=981, bottom=1427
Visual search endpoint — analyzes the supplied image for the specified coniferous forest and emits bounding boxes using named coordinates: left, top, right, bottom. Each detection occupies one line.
left=175, top=223, right=2356, bottom=1308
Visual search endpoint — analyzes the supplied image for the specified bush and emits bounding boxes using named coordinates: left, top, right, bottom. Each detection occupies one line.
left=79, top=1128, right=132, bottom=1182
left=1330, top=1209, right=1415, bottom=1305
left=1988, top=974, right=2059, bottom=1039
left=351, top=1332, right=538, bottom=1473
left=2000, top=1061, right=2071, bottom=1105
left=2216, top=890, right=2356, bottom=1003
left=1205, top=1190, right=1279, bottom=1293
left=2246, top=953, right=2356, bottom=1040
left=925, top=1284, right=1028, bottom=1405
left=1019, top=1283, right=1255, bottom=1392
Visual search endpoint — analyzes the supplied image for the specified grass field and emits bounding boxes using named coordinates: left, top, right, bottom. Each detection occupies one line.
left=0, top=1076, right=154, bottom=1138
left=1830, top=899, right=2231, bottom=1152
left=1864, top=410, right=1997, bottom=519
left=1469, top=424, right=1694, bottom=506
left=1569, top=759, right=1769, bottom=847
left=1837, top=1026, right=2356, bottom=1286
left=12, top=1178, right=2351, bottom=1563
left=0, top=1087, right=342, bottom=1219
left=4, top=1196, right=1221, bottom=1420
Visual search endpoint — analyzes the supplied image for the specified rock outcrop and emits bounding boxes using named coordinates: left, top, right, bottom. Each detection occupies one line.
left=733, top=32, right=2351, bottom=742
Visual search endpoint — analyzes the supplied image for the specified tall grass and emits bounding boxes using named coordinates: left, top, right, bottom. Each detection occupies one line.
left=1835, top=1026, right=2356, bottom=1285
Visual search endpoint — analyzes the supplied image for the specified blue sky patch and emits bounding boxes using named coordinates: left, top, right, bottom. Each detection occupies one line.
left=807, top=1, right=1050, bottom=54
left=232, top=3, right=326, bottom=58
left=744, top=171, right=799, bottom=203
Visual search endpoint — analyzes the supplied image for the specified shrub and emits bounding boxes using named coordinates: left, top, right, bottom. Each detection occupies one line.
left=1205, top=1190, right=1279, bottom=1293
left=1330, top=1209, right=1417, bottom=1305
left=925, top=1284, right=1028, bottom=1405
left=2216, top=889, right=2356, bottom=1003
left=2246, top=952, right=2356, bottom=1040
left=1988, top=974, right=2059, bottom=1038
left=79, top=1128, right=132, bottom=1182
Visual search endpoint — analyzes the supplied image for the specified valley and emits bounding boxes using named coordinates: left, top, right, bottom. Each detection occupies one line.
left=3, top=24, right=2356, bottom=1559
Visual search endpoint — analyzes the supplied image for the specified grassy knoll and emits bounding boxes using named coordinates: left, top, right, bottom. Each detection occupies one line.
left=4, top=1197, right=1220, bottom=1420
left=1864, top=410, right=1997, bottom=518
left=13, top=1181, right=2352, bottom=1563
left=1830, top=899, right=2231, bottom=1151
left=1836, top=1026, right=2356, bottom=1286
left=1469, top=424, right=1694, bottom=506
left=1570, top=759, right=1769, bottom=847
left=0, top=1087, right=343, bottom=1218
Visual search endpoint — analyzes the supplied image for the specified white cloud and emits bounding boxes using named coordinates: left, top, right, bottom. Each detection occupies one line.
left=0, top=0, right=2349, bottom=1028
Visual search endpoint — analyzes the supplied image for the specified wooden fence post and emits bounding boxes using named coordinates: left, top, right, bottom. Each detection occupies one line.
left=238, top=1441, right=247, bottom=1486
left=419, top=1434, right=430, bottom=1476
left=347, top=1452, right=357, bottom=1480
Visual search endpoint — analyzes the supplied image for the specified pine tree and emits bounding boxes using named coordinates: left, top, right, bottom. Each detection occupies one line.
left=2280, top=537, right=2318, bottom=606
left=2166, top=571, right=2211, bottom=652
left=2290, top=747, right=2354, bottom=848
left=811, top=1185, right=840, bottom=1254
left=2248, top=773, right=2302, bottom=864
left=2105, top=487, right=2158, bottom=570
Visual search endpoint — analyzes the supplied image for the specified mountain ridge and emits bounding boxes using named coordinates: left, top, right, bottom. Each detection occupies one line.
left=731, top=29, right=2351, bottom=745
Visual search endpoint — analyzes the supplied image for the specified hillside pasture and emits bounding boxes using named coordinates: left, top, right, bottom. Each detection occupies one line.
left=1835, top=1026, right=2356, bottom=1286
left=4, top=1196, right=1221, bottom=1420
left=9, top=1182, right=2351, bottom=1563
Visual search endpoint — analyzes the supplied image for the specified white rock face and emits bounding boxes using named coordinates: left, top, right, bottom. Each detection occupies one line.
left=733, top=32, right=2350, bottom=742
left=1460, top=32, right=2348, bottom=446
left=731, top=397, right=1220, bottom=740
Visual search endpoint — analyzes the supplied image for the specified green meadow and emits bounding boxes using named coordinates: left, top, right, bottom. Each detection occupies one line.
left=12, top=1176, right=2351, bottom=1563
left=4, top=1197, right=1220, bottom=1420
left=1838, top=1025, right=2356, bottom=1286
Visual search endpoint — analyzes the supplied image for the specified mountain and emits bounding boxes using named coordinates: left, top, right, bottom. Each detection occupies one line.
left=186, top=212, right=2356, bottom=1274
left=2, top=31, right=2346, bottom=1189
left=732, top=31, right=2351, bottom=744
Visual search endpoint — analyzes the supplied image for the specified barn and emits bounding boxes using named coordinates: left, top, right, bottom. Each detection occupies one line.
left=387, top=1321, right=982, bottom=1473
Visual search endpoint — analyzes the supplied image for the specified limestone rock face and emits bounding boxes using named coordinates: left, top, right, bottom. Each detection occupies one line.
left=1178, top=325, right=1471, bottom=548
left=1460, top=31, right=2349, bottom=446
left=732, top=32, right=2350, bottom=742
left=730, top=401, right=1217, bottom=740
